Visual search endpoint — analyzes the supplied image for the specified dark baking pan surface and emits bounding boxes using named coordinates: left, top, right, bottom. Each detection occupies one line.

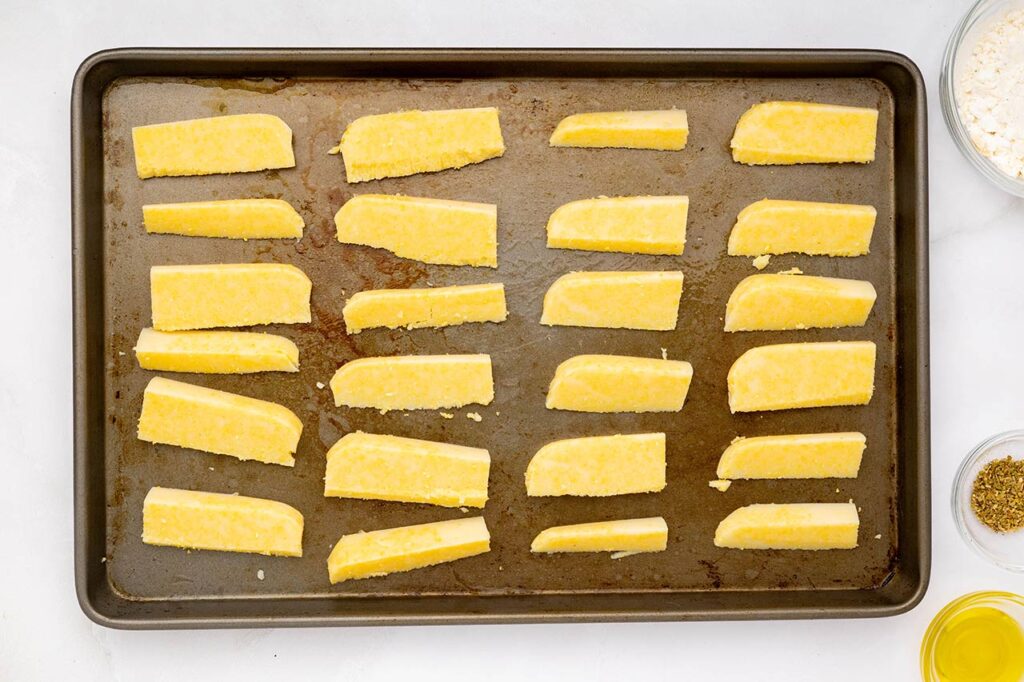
left=72, top=49, right=929, bottom=628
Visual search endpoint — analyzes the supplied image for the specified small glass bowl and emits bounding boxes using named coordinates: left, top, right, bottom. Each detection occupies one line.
left=952, top=430, right=1024, bottom=572
left=921, top=591, right=1024, bottom=681
left=940, top=0, right=1024, bottom=197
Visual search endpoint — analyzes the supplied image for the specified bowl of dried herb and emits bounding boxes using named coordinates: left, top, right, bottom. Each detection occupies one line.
left=953, top=430, right=1024, bottom=571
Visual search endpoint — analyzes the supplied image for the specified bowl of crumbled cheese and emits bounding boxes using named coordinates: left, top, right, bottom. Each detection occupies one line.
left=942, top=0, right=1024, bottom=196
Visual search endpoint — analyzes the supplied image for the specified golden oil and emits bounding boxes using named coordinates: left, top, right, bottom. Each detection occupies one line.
left=923, top=593, right=1024, bottom=682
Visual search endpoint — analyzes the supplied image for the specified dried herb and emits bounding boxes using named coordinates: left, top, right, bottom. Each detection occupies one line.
left=971, top=456, right=1024, bottom=533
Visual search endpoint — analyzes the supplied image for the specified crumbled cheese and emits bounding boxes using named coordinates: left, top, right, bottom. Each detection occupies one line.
left=958, top=9, right=1024, bottom=179
left=752, top=254, right=770, bottom=270
left=257, top=569, right=265, bottom=580
left=708, top=479, right=732, bottom=492
left=316, top=382, right=325, bottom=389
left=610, top=551, right=642, bottom=559
left=874, top=534, right=882, bottom=540
left=777, top=267, right=803, bottom=275
left=440, top=412, right=454, bottom=419
left=467, top=412, right=482, bottom=422
left=660, top=347, right=668, bottom=360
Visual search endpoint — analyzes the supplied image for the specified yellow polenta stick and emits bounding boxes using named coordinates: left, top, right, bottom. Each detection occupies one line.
left=335, top=195, right=498, bottom=267
left=550, top=110, right=688, bottom=150
left=150, top=264, right=311, bottom=331
left=728, top=199, right=876, bottom=257
left=134, top=328, right=299, bottom=374
left=547, top=355, right=692, bottom=413
left=330, top=355, right=494, bottom=411
left=327, top=517, right=490, bottom=583
left=143, top=199, right=304, bottom=239
left=541, top=272, right=683, bottom=331
left=137, top=377, right=302, bottom=466
left=526, top=433, right=666, bottom=497
left=727, top=341, right=876, bottom=413
left=547, top=196, right=688, bottom=255
left=724, top=274, right=876, bottom=331
left=142, top=487, right=303, bottom=557
left=132, top=114, right=295, bottom=178
left=324, top=432, right=490, bottom=508
left=531, top=517, right=668, bottom=554
left=731, top=102, right=878, bottom=165
left=714, top=503, right=859, bottom=550
left=343, top=284, right=506, bottom=333
left=331, top=108, right=504, bottom=182
left=716, top=433, right=866, bottom=479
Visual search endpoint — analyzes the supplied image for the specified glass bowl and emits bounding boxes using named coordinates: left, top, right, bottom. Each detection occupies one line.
left=952, top=430, right=1024, bottom=572
left=940, top=0, right=1024, bottom=197
left=921, top=591, right=1024, bottom=681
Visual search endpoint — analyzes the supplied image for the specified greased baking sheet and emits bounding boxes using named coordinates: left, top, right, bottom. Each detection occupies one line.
left=73, top=50, right=929, bottom=627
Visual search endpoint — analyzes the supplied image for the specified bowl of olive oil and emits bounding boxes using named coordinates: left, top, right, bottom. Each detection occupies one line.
left=921, top=591, right=1024, bottom=682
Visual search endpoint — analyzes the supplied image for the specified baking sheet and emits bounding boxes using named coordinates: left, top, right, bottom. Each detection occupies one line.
left=73, top=50, right=929, bottom=626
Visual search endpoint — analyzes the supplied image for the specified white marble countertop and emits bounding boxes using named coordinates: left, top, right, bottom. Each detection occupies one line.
left=2, top=0, right=1023, bottom=679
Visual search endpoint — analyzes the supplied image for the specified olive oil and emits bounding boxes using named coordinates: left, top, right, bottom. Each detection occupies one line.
left=933, top=606, right=1024, bottom=682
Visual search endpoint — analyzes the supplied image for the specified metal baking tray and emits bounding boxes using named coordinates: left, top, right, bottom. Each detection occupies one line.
left=72, top=49, right=930, bottom=628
